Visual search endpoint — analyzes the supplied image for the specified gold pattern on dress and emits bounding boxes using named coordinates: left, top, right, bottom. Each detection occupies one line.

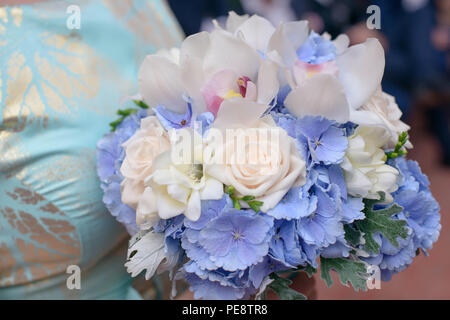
left=103, top=0, right=183, bottom=65
left=1, top=6, right=102, bottom=131
left=0, top=185, right=81, bottom=286
left=10, top=7, right=22, bottom=27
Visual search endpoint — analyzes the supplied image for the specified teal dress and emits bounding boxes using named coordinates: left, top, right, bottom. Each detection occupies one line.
left=0, top=0, right=183, bottom=299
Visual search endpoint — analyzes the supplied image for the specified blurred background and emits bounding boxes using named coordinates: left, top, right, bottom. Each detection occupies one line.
left=167, top=0, right=450, bottom=299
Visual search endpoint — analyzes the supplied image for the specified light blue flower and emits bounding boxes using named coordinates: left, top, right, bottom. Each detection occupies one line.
left=362, top=232, right=416, bottom=281
left=154, top=102, right=192, bottom=130
left=249, top=256, right=288, bottom=288
left=320, top=236, right=352, bottom=258
left=390, top=157, right=441, bottom=252
left=198, top=209, right=274, bottom=271
left=183, top=260, right=253, bottom=300
left=266, top=186, right=317, bottom=220
left=269, top=220, right=305, bottom=267
left=96, top=108, right=148, bottom=235
left=181, top=196, right=231, bottom=270
left=297, top=185, right=344, bottom=248
left=296, top=31, right=337, bottom=64
left=296, top=116, right=348, bottom=165
left=154, top=101, right=215, bottom=136
left=360, top=157, right=441, bottom=282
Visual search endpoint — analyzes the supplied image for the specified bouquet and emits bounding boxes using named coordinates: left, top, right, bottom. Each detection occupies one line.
left=96, top=13, right=441, bottom=300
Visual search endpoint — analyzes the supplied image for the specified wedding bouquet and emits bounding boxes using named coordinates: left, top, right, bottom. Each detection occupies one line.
left=96, top=13, right=441, bottom=300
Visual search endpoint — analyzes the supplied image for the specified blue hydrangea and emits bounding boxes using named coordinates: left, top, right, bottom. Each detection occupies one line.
left=389, top=157, right=441, bottom=252
left=96, top=108, right=148, bottom=234
left=182, top=260, right=254, bottom=300
left=154, top=102, right=193, bottom=130
left=198, top=209, right=274, bottom=271
left=269, top=219, right=320, bottom=268
left=248, top=256, right=288, bottom=288
left=273, top=114, right=348, bottom=166
left=269, top=219, right=305, bottom=267
left=362, top=232, right=416, bottom=281
left=154, top=101, right=214, bottom=136
left=297, top=184, right=344, bottom=248
left=296, top=31, right=337, bottom=64
left=361, top=157, right=440, bottom=281
left=296, top=116, right=348, bottom=165
left=181, top=196, right=231, bottom=270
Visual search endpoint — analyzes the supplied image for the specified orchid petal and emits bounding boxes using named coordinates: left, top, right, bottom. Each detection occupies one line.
left=284, top=73, right=350, bottom=123
left=235, top=15, right=275, bottom=53
left=203, top=30, right=260, bottom=81
left=336, top=38, right=385, bottom=109
left=138, top=55, right=185, bottom=113
left=212, top=98, right=269, bottom=130
left=256, top=60, right=279, bottom=105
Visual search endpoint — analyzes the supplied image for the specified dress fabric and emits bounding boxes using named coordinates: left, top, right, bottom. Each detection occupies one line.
left=0, top=0, right=183, bottom=299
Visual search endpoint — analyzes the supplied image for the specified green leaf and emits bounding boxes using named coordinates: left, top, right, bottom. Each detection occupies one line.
left=320, top=257, right=368, bottom=291
left=297, top=264, right=317, bottom=278
left=386, top=131, right=409, bottom=159
left=109, top=108, right=139, bottom=132
left=241, top=195, right=255, bottom=201
left=354, top=192, right=408, bottom=254
left=225, top=185, right=235, bottom=196
left=344, top=224, right=363, bottom=247
left=232, top=197, right=241, bottom=210
left=268, top=273, right=306, bottom=300
left=133, top=99, right=149, bottom=109
left=248, top=200, right=263, bottom=213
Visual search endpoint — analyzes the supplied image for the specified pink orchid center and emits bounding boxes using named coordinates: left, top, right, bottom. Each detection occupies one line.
left=293, top=60, right=339, bottom=86
left=202, top=70, right=255, bottom=116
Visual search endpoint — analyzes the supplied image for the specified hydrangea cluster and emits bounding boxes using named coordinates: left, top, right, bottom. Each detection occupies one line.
left=97, top=108, right=148, bottom=235
left=97, top=12, right=441, bottom=299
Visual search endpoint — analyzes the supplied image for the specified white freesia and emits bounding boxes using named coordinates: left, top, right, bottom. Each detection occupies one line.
left=205, top=99, right=306, bottom=212
left=139, top=128, right=224, bottom=223
left=340, top=126, right=399, bottom=202
left=354, top=87, right=412, bottom=149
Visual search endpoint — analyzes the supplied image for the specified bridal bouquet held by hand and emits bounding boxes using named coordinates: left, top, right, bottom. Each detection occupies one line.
left=96, top=12, right=441, bottom=300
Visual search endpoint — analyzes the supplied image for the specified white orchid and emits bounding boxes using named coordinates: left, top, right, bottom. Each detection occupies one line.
left=222, top=13, right=389, bottom=129
left=138, top=20, right=279, bottom=117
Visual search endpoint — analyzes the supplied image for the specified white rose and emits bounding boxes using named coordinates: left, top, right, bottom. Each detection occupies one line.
left=355, top=87, right=412, bottom=149
left=340, top=126, right=399, bottom=202
left=120, top=116, right=170, bottom=209
left=205, top=116, right=306, bottom=212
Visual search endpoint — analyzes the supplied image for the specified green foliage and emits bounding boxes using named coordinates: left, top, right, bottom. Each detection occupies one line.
left=386, top=131, right=409, bottom=159
left=132, top=99, right=149, bottom=109
left=354, top=193, right=408, bottom=255
left=344, top=224, right=363, bottom=247
left=109, top=100, right=149, bottom=132
left=320, top=257, right=368, bottom=291
left=225, top=185, right=263, bottom=213
left=268, top=273, right=306, bottom=300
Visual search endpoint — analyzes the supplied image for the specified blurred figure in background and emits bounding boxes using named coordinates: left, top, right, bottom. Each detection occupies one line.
left=240, top=0, right=296, bottom=26
left=168, top=0, right=243, bottom=35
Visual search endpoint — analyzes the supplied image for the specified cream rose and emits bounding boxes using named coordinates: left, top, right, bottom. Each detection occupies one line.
left=356, top=87, right=412, bottom=149
left=120, top=116, right=171, bottom=210
left=205, top=117, right=306, bottom=212
left=340, top=126, right=399, bottom=202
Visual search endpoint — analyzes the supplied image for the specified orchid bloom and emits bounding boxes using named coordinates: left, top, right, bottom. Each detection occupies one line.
left=138, top=21, right=279, bottom=118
